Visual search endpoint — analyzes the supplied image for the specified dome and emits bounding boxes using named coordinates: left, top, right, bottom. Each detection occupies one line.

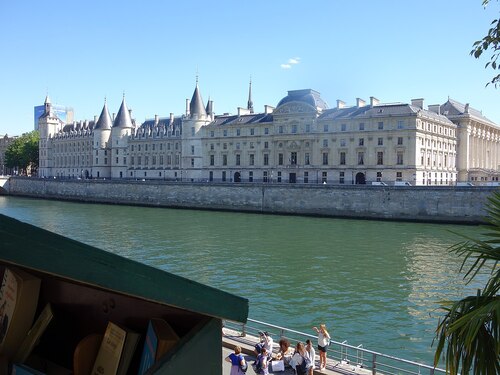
left=276, top=89, right=328, bottom=110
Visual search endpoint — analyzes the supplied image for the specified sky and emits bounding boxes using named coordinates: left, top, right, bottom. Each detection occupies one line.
left=0, top=1, right=499, bottom=136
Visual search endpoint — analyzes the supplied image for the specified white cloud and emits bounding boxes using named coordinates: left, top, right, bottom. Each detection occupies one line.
left=281, top=64, right=292, bottom=69
left=288, top=57, right=300, bottom=65
left=281, top=57, right=300, bottom=69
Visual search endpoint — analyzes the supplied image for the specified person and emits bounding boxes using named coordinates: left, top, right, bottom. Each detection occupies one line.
left=290, top=342, right=308, bottom=375
left=305, top=339, right=316, bottom=375
left=225, top=345, right=247, bottom=375
left=313, top=324, right=331, bottom=370
left=274, top=338, right=293, bottom=367
left=255, top=347, right=269, bottom=374
left=254, top=331, right=273, bottom=359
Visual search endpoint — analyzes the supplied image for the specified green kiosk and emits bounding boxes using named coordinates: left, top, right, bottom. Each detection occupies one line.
left=0, top=214, right=248, bottom=374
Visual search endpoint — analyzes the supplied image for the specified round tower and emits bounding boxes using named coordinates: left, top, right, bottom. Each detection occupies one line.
left=110, top=96, right=134, bottom=179
left=92, top=100, right=113, bottom=179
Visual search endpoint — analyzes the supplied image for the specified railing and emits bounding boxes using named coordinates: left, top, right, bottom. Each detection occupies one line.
left=223, top=318, right=446, bottom=375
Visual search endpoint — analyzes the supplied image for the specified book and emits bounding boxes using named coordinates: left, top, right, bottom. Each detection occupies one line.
left=0, top=267, right=41, bottom=359
left=14, top=303, right=54, bottom=363
left=137, top=318, right=179, bottom=375
left=91, top=322, right=140, bottom=375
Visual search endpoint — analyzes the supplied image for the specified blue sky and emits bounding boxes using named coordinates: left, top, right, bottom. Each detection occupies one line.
left=0, top=1, right=499, bottom=136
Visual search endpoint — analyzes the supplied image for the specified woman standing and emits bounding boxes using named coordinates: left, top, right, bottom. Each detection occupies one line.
left=313, top=324, right=331, bottom=370
left=225, top=345, right=247, bottom=375
left=290, top=342, right=308, bottom=375
left=305, top=339, right=316, bottom=375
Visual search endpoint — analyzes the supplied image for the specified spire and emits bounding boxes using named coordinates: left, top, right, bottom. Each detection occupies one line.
left=113, top=96, right=133, bottom=128
left=247, top=78, right=254, bottom=114
left=94, top=100, right=113, bottom=130
left=44, top=94, right=51, bottom=105
left=205, top=96, right=213, bottom=115
left=190, top=80, right=207, bottom=119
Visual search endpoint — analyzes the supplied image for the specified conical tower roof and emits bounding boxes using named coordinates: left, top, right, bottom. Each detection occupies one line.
left=190, top=83, right=207, bottom=118
left=113, top=97, right=133, bottom=128
left=94, top=101, right=113, bottom=130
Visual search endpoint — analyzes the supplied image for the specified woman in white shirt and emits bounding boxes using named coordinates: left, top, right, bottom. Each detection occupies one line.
left=313, top=324, right=331, bottom=370
left=305, top=339, right=316, bottom=375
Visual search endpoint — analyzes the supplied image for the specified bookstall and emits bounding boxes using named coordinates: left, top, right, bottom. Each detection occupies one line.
left=0, top=214, right=249, bottom=374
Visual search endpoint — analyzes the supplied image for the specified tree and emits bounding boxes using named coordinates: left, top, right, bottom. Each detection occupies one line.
left=434, top=191, right=500, bottom=375
left=5, top=131, right=40, bottom=175
left=471, top=0, right=500, bottom=87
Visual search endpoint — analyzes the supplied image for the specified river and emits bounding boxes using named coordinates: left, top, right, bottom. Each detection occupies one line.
left=0, top=196, right=485, bottom=365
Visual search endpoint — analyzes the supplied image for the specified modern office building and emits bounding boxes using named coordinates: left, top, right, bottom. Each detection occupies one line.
left=37, top=82, right=500, bottom=185
left=34, top=101, right=74, bottom=130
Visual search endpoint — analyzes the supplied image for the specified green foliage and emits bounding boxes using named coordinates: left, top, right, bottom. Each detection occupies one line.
left=471, top=0, right=500, bottom=87
left=5, top=131, right=40, bottom=175
left=434, top=191, right=500, bottom=374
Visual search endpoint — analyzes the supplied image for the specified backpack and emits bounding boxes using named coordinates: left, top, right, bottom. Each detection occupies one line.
left=239, top=355, right=248, bottom=373
left=298, top=354, right=311, bottom=374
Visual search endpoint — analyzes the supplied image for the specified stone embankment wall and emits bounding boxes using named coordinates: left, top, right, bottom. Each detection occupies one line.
left=6, top=177, right=494, bottom=224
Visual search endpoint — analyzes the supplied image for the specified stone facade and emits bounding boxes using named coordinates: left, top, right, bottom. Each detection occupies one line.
left=37, top=83, right=500, bottom=185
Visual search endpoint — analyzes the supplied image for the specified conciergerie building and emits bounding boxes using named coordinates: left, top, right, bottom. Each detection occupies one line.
left=38, top=80, right=500, bottom=186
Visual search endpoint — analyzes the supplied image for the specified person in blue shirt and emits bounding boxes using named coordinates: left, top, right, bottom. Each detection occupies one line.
left=225, top=345, right=247, bottom=375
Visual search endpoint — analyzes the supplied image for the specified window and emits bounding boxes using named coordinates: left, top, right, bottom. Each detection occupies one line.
left=138, top=156, right=141, bottom=165
left=250, top=128, right=255, bottom=135
left=222, top=171, right=226, bottom=182
left=358, top=152, right=364, bottom=165
left=236, top=129, right=241, bottom=136
left=322, top=152, right=328, bottom=165
left=378, top=122, right=384, bottom=130
left=145, top=156, right=149, bottom=165
left=250, top=142, right=254, bottom=149
left=263, top=154, right=269, bottom=166
left=279, top=125, right=283, bottom=134
left=223, top=143, right=227, bottom=150
left=131, top=156, right=134, bottom=165
left=223, top=155, right=227, bottom=166
left=210, top=143, right=214, bottom=150
left=191, top=127, right=195, bottom=136
left=359, top=138, right=364, bottom=146
left=340, top=152, right=346, bottom=165
left=191, top=158, right=194, bottom=167
left=290, top=152, right=297, bottom=165
left=322, top=172, right=327, bottom=183
left=304, top=171, right=309, bottom=183
left=292, top=124, right=297, bottom=133
left=340, top=171, right=345, bottom=184
left=223, top=130, right=227, bottom=137
left=306, top=124, right=311, bottom=133
left=236, top=143, right=240, bottom=150
left=377, top=151, right=384, bottom=165
left=249, top=171, right=253, bottom=182
left=323, top=124, right=328, bottom=132
left=376, top=172, right=382, bottom=182
left=341, top=123, right=346, bottom=131
left=236, top=154, right=241, bottom=166
left=123, top=157, right=126, bottom=164
left=278, top=153, right=284, bottom=165
left=277, top=171, right=282, bottom=183
left=264, top=127, right=269, bottom=135
left=323, top=139, right=328, bottom=147
left=359, top=123, right=365, bottom=131
left=397, top=137, right=403, bottom=145
left=264, top=141, right=269, bottom=149
left=210, top=131, right=214, bottom=137
left=263, top=171, right=268, bottom=182
left=145, top=144, right=148, bottom=152
left=396, top=172, right=402, bottom=181
left=160, top=155, right=163, bottom=164
left=378, top=137, right=383, bottom=146
left=116, top=157, right=119, bottom=164
left=191, top=145, right=195, bottom=155
left=210, top=155, right=214, bottom=166
left=397, top=151, right=404, bottom=165
left=397, top=120, right=404, bottom=129
left=305, top=153, right=310, bottom=165
left=249, top=154, right=255, bottom=166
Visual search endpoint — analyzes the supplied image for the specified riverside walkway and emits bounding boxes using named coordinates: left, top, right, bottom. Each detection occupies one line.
left=221, top=319, right=444, bottom=375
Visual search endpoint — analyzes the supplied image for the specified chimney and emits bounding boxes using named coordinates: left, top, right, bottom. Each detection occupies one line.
left=94, top=115, right=97, bottom=123
left=128, top=109, right=132, bottom=118
left=464, top=103, right=470, bottom=113
left=337, top=100, right=346, bottom=109
left=238, top=107, right=250, bottom=116
left=264, top=105, right=275, bottom=114
left=370, top=97, right=380, bottom=107
left=356, top=98, right=366, bottom=108
left=186, top=99, right=190, bottom=116
left=154, top=115, right=159, bottom=125
left=170, top=113, right=174, bottom=124
left=112, top=113, right=116, bottom=122
left=411, top=98, right=424, bottom=109
left=428, top=104, right=441, bottom=115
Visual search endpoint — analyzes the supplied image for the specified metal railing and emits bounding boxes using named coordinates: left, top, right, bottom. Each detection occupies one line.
left=223, top=318, right=446, bottom=375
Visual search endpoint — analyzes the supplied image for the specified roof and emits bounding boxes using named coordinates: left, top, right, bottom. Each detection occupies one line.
left=0, top=214, right=249, bottom=323
left=190, top=84, right=207, bottom=118
left=441, top=98, right=497, bottom=127
left=276, top=89, right=329, bottom=110
left=208, top=113, right=273, bottom=127
left=94, top=102, right=113, bottom=130
left=113, top=97, right=134, bottom=128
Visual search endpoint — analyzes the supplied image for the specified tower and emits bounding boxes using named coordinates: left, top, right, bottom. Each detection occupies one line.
left=110, top=96, right=134, bottom=179
left=38, top=95, right=63, bottom=177
left=92, top=99, right=113, bottom=179
left=182, top=79, right=211, bottom=181
left=247, top=78, right=254, bottom=114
